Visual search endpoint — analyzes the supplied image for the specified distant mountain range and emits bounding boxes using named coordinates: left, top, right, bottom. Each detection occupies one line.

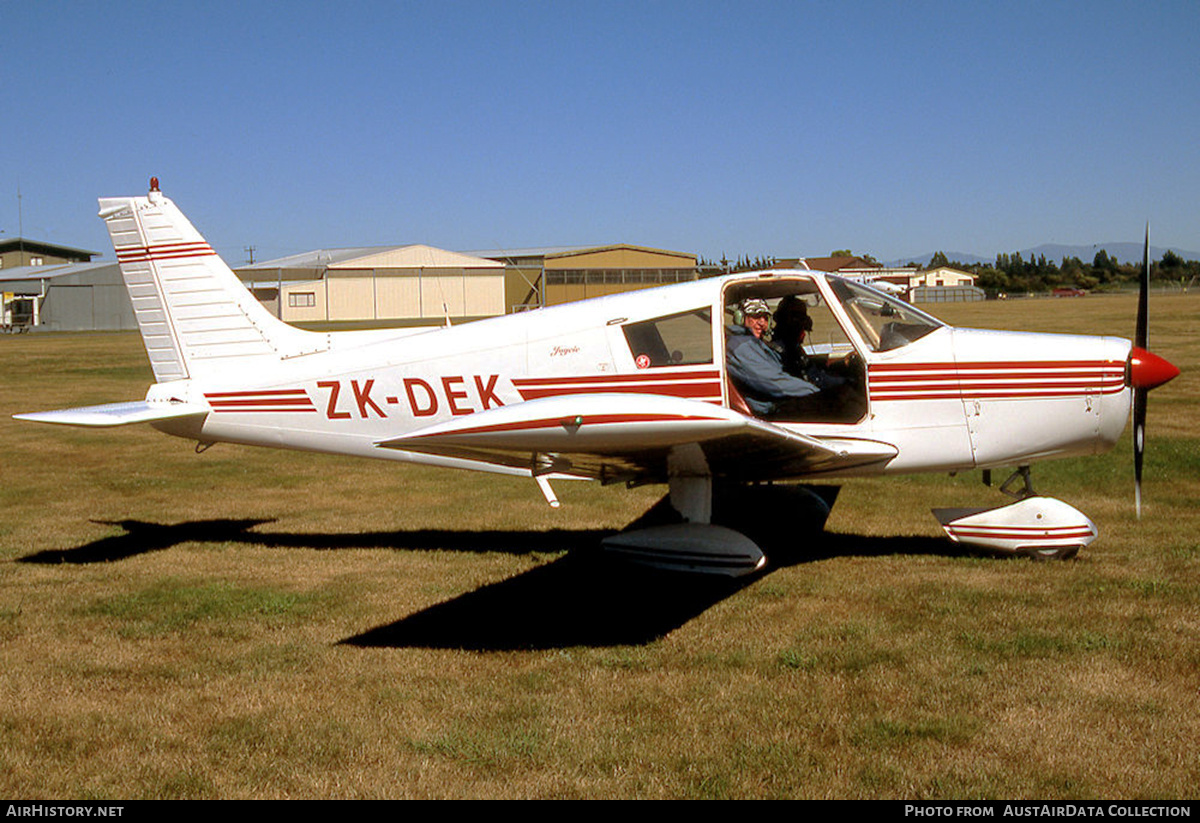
left=885, top=242, right=1200, bottom=268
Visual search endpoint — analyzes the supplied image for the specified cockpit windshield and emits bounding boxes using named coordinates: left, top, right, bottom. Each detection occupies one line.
left=827, top=277, right=943, bottom=352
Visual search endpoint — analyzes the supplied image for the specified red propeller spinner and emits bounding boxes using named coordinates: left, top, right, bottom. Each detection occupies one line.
left=1127, top=347, right=1180, bottom=391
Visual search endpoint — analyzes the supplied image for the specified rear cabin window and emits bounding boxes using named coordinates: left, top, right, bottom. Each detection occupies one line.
left=622, top=308, right=713, bottom=368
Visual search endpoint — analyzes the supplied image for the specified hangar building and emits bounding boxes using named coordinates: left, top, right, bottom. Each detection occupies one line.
left=0, top=239, right=139, bottom=332
left=1, top=261, right=136, bottom=332
left=463, top=244, right=700, bottom=311
left=237, top=242, right=702, bottom=323
left=236, top=245, right=506, bottom=325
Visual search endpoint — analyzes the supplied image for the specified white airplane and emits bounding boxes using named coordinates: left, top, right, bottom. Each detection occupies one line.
left=860, top=278, right=908, bottom=297
left=15, top=182, right=1180, bottom=576
left=829, top=271, right=909, bottom=297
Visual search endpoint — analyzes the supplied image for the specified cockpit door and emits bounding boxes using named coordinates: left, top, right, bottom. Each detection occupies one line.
left=720, top=275, right=869, bottom=424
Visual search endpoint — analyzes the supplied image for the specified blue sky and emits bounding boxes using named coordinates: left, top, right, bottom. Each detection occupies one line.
left=2, top=1, right=1197, bottom=265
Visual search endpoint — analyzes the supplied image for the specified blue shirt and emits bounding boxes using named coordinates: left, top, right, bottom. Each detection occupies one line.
left=726, top=325, right=819, bottom=416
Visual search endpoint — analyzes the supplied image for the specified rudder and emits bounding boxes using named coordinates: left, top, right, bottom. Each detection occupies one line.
left=99, top=180, right=319, bottom=383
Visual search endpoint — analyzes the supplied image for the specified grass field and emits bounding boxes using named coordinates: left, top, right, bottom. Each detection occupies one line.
left=0, top=292, right=1196, bottom=799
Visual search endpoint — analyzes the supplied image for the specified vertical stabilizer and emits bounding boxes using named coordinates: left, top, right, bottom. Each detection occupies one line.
left=98, top=182, right=321, bottom=383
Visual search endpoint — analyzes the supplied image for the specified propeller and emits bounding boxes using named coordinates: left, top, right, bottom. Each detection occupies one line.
left=1127, top=226, right=1180, bottom=517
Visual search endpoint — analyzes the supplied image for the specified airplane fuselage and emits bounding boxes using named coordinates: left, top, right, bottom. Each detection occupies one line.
left=144, top=271, right=1134, bottom=479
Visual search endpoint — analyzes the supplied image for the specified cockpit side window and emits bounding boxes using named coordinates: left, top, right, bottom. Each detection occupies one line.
left=828, top=278, right=943, bottom=352
left=622, top=308, right=713, bottom=368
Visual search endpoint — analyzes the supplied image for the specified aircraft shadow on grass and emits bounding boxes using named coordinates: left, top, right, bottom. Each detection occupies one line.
left=15, top=518, right=614, bottom=564
left=17, top=515, right=960, bottom=650
left=338, top=489, right=974, bottom=652
left=16, top=518, right=277, bottom=564
left=343, top=551, right=748, bottom=650
left=340, top=532, right=967, bottom=651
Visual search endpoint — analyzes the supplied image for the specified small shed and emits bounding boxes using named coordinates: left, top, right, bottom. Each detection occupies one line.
left=911, top=284, right=986, bottom=303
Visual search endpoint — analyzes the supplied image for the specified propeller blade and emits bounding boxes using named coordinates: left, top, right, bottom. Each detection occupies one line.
left=1133, top=225, right=1150, bottom=518
left=1134, top=386, right=1146, bottom=519
left=1136, top=225, right=1149, bottom=350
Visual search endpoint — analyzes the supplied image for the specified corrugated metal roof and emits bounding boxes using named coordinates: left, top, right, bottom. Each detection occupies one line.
left=241, top=244, right=502, bottom=271
left=0, top=238, right=99, bottom=259
left=245, top=243, right=698, bottom=271
left=238, top=246, right=409, bottom=271
left=460, top=245, right=598, bottom=260
left=464, top=244, right=696, bottom=263
left=327, top=245, right=502, bottom=270
left=0, top=260, right=119, bottom=283
left=544, top=243, right=696, bottom=261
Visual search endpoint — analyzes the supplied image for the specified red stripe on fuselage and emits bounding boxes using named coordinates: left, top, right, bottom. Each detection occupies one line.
left=204, top=389, right=316, bottom=413
left=868, top=360, right=1126, bottom=402
left=207, top=399, right=316, bottom=408
left=405, top=412, right=726, bottom=440
left=208, top=408, right=317, bottom=414
left=870, top=360, right=1123, bottom=372
left=517, top=382, right=722, bottom=401
left=204, top=389, right=310, bottom=398
left=512, top=369, right=720, bottom=387
left=514, top=370, right=723, bottom=404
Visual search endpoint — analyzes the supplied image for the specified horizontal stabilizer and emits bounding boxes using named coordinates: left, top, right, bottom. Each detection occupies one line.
left=13, top=401, right=208, bottom=428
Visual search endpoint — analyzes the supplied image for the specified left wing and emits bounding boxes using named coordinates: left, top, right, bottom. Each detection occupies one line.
left=376, top=393, right=896, bottom=485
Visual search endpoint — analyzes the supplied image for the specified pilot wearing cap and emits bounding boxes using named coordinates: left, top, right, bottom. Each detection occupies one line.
left=726, top=297, right=819, bottom=417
